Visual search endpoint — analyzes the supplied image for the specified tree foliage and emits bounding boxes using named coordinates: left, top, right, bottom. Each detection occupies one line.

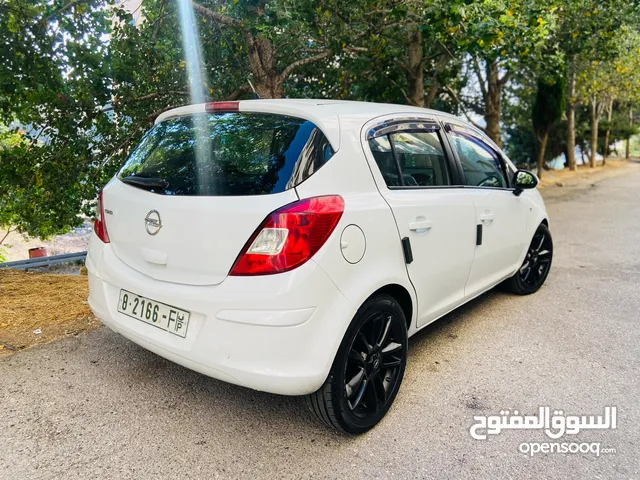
left=532, top=74, right=566, bottom=175
left=0, top=0, right=639, bottom=246
left=533, top=76, right=566, bottom=138
left=0, top=0, right=114, bottom=241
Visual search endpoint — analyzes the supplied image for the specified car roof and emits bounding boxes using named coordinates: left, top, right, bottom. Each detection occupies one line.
left=154, top=99, right=483, bottom=152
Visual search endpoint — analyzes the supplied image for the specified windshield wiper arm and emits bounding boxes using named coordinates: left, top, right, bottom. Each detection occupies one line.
left=120, top=175, right=170, bottom=191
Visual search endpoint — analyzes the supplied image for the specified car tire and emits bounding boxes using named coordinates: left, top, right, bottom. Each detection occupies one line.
left=305, top=294, right=408, bottom=434
left=501, top=223, right=553, bottom=295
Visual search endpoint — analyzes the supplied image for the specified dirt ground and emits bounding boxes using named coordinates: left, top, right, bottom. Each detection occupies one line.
left=0, top=270, right=98, bottom=355
left=538, top=157, right=633, bottom=188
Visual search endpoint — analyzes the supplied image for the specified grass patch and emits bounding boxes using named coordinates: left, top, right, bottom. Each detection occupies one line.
left=0, top=270, right=98, bottom=354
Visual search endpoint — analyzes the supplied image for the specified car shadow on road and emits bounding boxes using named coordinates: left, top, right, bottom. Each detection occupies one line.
left=407, top=289, right=505, bottom=352
left=91, top=288, right=507, bottom=441
left=96, top=327, right=350, bottom=441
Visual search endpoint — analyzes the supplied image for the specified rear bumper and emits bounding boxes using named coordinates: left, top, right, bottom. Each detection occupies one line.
left=86, top=234, right=354, bottom=395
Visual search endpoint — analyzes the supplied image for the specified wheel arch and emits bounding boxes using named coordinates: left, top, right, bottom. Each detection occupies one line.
left=367, top=283, right=414, bottom=331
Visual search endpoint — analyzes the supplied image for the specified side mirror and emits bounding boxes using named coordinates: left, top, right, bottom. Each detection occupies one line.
left=513, top=169, right=538, bottom=196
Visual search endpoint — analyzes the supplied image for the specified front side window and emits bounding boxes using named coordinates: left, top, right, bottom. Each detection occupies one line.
left=449, top=131, right=507, bottom=188
left=118, top=113, right=333, bottom=196
left=368, top=130, right=450, bottom=187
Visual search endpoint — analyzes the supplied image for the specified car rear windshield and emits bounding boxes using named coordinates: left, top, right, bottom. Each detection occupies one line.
left=118, top=112, right=334, bottom=196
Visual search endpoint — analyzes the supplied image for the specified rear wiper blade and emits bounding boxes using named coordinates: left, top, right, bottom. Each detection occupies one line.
left=120, top=176, right=170, bottom=191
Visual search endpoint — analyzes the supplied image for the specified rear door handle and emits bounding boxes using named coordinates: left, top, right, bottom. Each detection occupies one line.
left=480, top=212, right=495, bottom=225
left=409, top=220, right=433, bottom=234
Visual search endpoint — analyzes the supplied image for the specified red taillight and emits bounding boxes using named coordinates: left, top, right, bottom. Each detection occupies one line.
left=93, top=188, right=110, bottom=243
left=205, top=101, right=239, bottom=113
left=229, top=196, right=344, bottom=276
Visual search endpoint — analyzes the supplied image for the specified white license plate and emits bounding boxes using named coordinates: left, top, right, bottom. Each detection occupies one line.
left=117, top=289, right=190, bottom=338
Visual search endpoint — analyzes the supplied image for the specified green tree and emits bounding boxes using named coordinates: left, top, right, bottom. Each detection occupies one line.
left=609, top=30, right=640, bottom=159
left=442, top=0, right=557, bottom=147
left=532, top=74, right=565, bottom=177
left=0, top=0, right=114, bottom=247
left=576, top=35, right=640, bottom=168
left=555, top=0, right=638, bottom=169
left=188, top=0, right=348, bottom=99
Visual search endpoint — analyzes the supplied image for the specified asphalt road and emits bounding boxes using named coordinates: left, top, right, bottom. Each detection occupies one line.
left=2, top=165, right=640, bottom=479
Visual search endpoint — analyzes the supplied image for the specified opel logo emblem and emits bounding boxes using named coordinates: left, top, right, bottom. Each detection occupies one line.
left=372, top=355, right=381, bottom=371
left=145, top=210, right=162, bottom=235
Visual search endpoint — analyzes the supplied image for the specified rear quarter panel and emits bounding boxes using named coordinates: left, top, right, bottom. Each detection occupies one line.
left=295, top=114, right=417, bottom=343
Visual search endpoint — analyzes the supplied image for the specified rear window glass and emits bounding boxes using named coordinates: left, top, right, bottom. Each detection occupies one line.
left=118, top=112, right=334, bottom=196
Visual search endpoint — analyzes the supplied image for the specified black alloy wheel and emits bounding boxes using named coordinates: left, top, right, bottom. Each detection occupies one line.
left=344, top=309, right=404, bottom=419
left=305, top=294, right=408, bottom=434
left=502, top=223, right=553, bottom=295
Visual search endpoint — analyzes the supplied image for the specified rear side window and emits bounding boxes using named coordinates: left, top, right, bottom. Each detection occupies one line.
left=368, top=130, right=450, bottom=187
left=369, top=135, right=401, bottom=187
left=118, top=113, right=334, bottom=196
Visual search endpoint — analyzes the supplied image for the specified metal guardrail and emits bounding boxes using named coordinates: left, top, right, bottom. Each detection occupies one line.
left=0, top=251, right=87, bottom=270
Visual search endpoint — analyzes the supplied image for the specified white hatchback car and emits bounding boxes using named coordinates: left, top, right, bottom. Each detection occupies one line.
left=88, top=99, right=552, bottom=433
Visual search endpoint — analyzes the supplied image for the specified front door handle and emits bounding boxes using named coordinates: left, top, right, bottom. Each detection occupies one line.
left=479, top=212, right=495, bottom=225
left=409, top=220, right=433, bottom=234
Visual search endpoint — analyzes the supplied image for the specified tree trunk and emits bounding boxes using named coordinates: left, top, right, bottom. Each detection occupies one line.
left=406, top=27, right=424, bottom=107
left=0, top=227, right=15, bottom=246
left=424, top=53, right=451, bottom=108
left=485, top=60, right=503, bottom=147
left=566, top=64, right=577, bottom=171
left=590, top=97, right=599, bottom=168
left=537, top=130, right=549, bottom=179
left=245, top=33, right=284, bottom=98
left=603, top=97, right=613, bottom=165
left=627, top=106, right=633, bottom=159
left=424, top=75, right=438, bottom=108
